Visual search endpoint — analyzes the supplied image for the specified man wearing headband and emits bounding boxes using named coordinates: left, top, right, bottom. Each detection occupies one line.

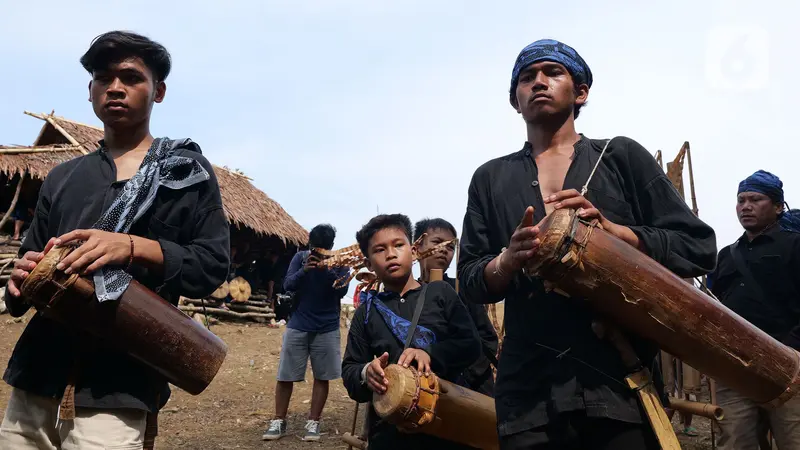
left=458, top=39, right=717, bottom=449
left=708, top=170, right=800, bottom=449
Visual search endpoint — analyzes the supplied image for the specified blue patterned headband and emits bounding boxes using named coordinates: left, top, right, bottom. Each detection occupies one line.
left=738, top=170, right=784, bottom=204
left=509, top=39, right=593, bottom=106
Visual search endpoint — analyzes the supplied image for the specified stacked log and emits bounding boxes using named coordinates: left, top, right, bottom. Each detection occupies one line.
left=178, top=297, right=275, bottom=324
left=0, top=253, right=18, bottom=285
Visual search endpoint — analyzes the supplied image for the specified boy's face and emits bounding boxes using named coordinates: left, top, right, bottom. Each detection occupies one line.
left=89, top=56, right=166, bottom=129
left=365, top=227, right=413, bottom=285
left=417, top=228, right=456, bottom=272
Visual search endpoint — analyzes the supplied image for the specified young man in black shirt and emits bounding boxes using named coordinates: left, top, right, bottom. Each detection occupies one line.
left=708, top=170, right=800, bottom=449
left=0, top=31, right=230, bottom=449
left=458, top=38, right=717, bottom=449
left=342, top=214, right=481, bottom=449
left=413, top=217, right=498, bottom=396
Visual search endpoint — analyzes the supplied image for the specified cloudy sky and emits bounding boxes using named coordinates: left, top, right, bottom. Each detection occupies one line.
left=1, top=0, right=795, bottom=301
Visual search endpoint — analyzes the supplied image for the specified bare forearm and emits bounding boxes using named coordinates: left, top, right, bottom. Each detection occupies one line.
left=610, top=224, right=645, bottom=252
left=132, top=236, right=165, bottom=274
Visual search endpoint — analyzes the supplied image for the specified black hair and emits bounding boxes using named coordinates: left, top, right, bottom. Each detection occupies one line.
left=356, top=214, right=413, bottom=256
left=413, top=218, right=457, bottom=242
left=308, top=224, right=336, bottom=250
left=80, top=31, right=172, bottom=82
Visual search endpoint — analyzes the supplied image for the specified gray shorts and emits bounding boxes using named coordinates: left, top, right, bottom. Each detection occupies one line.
left=277, top=328, right=342, bottom=382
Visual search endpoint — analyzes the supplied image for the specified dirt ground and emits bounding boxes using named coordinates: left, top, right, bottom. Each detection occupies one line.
left=0, top=307, right=715, bottom=449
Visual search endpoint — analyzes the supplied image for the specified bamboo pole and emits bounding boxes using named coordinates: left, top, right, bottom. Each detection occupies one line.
left=685, top=142, right=699, bottom=216
left=668, top=396, right=724, bottom=420
left=0, top=173, right=25, bottom=233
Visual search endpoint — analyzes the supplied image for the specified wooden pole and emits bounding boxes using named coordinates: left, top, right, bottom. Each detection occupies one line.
left=685, top=142, right=699, bottom=216
left=0, top=173, right=25, bottom=234
left=593, top=321, right=682, bottom=449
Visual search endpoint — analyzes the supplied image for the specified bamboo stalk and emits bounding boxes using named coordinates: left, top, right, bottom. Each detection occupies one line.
left=0, top=173, right=25, bottom=233
left=668, top=396, right=724, bottom=420
left=178, top=305, right=275, bottom=320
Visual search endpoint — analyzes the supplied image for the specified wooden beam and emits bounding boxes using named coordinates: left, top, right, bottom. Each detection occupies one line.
left=0, top=146, right=82, bottom=154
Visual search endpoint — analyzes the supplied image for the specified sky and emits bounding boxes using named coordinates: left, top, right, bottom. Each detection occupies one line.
left=1, top=0, right=797, bottom=302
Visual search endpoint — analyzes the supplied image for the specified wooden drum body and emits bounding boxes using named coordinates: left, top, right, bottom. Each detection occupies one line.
left=373, top=364, right=498, bottom=450
left=20, top=246, right=228, bottom=395
left=527, top=209, right=800, bottom=407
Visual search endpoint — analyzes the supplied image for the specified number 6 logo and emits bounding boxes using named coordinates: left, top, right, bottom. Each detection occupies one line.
left=705, top=25, right=770, bottom=91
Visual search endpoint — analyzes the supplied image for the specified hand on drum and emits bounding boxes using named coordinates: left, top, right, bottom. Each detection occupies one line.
left=545, top=190, right=643, bottom=250
left=6, top=237, right=59, bottom=298
left=366, top=352, right=390, bottom=394
left=398, top=348, right=432, bottom=376
left=55, top=229, right=133, bottom=275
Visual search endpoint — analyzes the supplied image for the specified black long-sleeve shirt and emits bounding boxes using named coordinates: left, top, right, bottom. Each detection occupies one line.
left=3, top=143, right=230, bottom=413
left=709, top=227, right=800, bottom=349
left=341, top=281, right=481, bottom=449
left=430, top=274, right=498, bottom=396
left=457, top=135, right=717, bottom=437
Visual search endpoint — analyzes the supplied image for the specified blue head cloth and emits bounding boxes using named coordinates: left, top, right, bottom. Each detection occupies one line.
left=738, top=170, right=784, bottom=204
left=509, top=39, right=593, bottom=106
left=738, top=170, right=800, bottom=233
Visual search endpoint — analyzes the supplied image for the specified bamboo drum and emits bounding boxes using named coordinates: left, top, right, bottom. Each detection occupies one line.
left=373, top=364, right=498, bottom=450
left=527, top=209, right=800, bottom=407
left=20, top=246, right=228, bottom=395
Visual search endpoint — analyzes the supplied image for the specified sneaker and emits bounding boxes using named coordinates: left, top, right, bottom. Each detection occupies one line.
left=682, top=426, right=699, bottom=437
left=302, top=419, right=321, bottom=441
left=262, top=418, right=286, bottom=441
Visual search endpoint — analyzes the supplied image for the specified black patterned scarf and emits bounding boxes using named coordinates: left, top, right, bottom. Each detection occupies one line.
left=92, top=137, right=210, bottom=302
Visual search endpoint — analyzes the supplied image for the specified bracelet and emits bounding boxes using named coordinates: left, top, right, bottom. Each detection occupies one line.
left=125, top=234, right=135, bottom=272
left=493, top=247, right=509, bottom=278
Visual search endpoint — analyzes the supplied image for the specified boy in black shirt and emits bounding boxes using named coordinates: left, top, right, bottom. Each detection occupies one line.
left=413, top=217, right=498, bottom=396
left=342, top=214, right=481, bottom=449
left=0, top=31, right=230, bottom=449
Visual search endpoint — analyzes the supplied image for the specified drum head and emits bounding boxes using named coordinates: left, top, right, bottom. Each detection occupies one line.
left=228, top=277, right=251, bottom=303
left=373, top=364, right=414, bottom=420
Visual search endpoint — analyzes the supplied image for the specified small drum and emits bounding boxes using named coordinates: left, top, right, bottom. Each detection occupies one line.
left=20, top=246, right=228, bottom=395
left=527, top=208, right=800, bottom=407
left=373, top=364, right=498, bottom=450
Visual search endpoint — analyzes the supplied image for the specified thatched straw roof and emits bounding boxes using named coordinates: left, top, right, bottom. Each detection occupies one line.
left=0, top=145, right=85, bottom=179
left=2, top=111, right=308, bottom=246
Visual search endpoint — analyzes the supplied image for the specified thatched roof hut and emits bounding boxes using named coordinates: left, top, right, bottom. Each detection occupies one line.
left=1, top=111, right=308, bottom=252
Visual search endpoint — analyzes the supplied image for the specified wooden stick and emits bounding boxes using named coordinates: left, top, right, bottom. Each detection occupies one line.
left=0, top=173, right=24, bottom=233
left=668, top=396, right=724, bottom=420
left=178, top=305, right=275, bottom=320
left=592, top=321, right=681, bottom=450
left=347, top=403, right=360, bottom=450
